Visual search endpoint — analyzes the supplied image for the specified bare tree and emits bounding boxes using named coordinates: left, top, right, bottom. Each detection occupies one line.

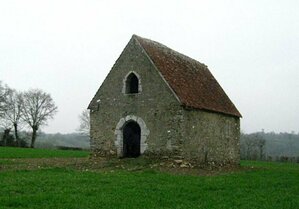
left=256, top=136, right=266, bottom=160
left=0, top=82, right=12, bottom=146
left=1, top=88, right=24, bottom=146
left=0, top=81, right=9, bottom=117
left=240, top=132, right=266, bottom=160
left=21, top=89, right=58, bottom=148
left=0, top=116, right=12, bottom=146
left=77, top=110, right=90, bottom=137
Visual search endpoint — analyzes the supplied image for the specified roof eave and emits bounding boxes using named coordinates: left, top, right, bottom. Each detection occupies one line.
left=182, top=104, right=242, bottom=118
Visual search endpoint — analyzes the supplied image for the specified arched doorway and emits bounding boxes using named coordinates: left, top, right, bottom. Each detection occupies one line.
left=123, top=121, right=141, bottom=157
left=115, top=115, right=149, bottom=157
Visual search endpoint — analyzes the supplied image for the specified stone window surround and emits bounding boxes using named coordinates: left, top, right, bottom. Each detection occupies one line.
left=114, top=115, right=150, bottom=157
left=122, top=71, right=142, bottom=94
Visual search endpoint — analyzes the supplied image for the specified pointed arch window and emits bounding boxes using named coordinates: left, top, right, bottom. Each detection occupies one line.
left=123, top=71, right=141, bottom=94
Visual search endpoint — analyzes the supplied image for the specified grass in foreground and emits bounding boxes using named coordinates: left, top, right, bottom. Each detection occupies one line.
left=0, top=160, right=298, bottom=209
left=0, top=146, right=89, bottom=158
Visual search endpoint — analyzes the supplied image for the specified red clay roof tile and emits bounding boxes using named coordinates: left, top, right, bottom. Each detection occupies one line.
left=134, top=35, right=241, bottom=117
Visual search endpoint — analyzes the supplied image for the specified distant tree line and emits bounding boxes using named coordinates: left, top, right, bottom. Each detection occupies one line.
left=0, top=81, right=57, bottom=148
left=34, top=132, right=90, bottom=150
left=241, top=131, right=299, bottom=163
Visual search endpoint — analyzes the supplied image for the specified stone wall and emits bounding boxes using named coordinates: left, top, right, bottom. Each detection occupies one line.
left=89, top=36, right=182, bottom=158
left=181, top=110, right=240, bottom=165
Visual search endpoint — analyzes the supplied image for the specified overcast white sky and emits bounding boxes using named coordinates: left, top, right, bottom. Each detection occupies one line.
left=1, top=0, right=298, bottom=134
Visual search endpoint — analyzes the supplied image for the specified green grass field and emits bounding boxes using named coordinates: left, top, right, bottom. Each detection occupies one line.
left=0, top=147, right=298, bottom=209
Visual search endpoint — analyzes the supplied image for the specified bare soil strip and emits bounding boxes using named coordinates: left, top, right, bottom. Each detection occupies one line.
left=0, top=157, right=254, bottom=176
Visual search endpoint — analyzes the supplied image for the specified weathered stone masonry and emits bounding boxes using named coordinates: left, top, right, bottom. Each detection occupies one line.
left=88, top=35, right=241, bottom=166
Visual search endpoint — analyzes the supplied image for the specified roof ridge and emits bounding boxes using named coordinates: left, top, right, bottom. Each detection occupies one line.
left=133, top=35, right=208, bottom=69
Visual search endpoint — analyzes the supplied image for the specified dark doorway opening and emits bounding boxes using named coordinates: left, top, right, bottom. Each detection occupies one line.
left=126, top=73, right=139, bottom=94
left=123, top=121, right=141, bottom=158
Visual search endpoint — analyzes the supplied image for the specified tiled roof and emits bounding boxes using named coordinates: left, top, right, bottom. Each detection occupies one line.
left=134, top=35, right=241, bottom=117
